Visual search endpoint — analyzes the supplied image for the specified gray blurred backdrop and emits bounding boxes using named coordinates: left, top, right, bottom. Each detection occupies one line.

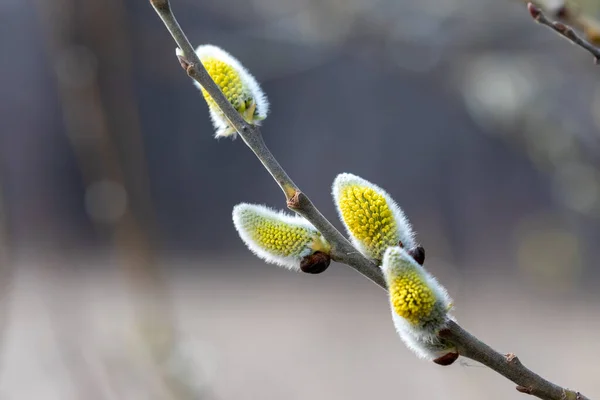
left=0, top=0, right=599, bottom=398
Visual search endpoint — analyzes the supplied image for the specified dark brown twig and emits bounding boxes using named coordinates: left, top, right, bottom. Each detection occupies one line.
left=528, top=2, right=600, bottom=63
left=148, top=1, right=593, bottom=398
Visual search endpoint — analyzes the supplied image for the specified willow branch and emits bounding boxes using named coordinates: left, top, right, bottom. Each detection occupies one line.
left=148, top=0, right=385, bottom=288
left=527, top=2, right=600, bottom=63
left=148, top=1, right=592, bottom=399
left=524, top=0, right=600, bottom=41
left=440, top=321, right=589, bottom=400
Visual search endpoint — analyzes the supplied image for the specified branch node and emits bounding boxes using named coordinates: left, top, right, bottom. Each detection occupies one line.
left=505, top=353, right=522, bottom=366
left=287, top=191, right=303, bottom=209
left=176, top=54, right=191, bottom=71
left=516, top=385, right=534, bottom=395
left=554, top=22, right=576, bottom=40
left=185, top=64, right=197, bottom=78
left=554, top=22, right=567, bottom=33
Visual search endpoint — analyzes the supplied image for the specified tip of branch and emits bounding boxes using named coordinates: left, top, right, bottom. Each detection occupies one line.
left=516, top=386, right=533, bottom=394
left=527, top=3, right=541, bottom=20
left=149, top=0, right=170, bottom=12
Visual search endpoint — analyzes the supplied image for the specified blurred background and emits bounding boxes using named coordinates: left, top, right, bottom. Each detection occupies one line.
left=0, top=0, right=599, bottom=398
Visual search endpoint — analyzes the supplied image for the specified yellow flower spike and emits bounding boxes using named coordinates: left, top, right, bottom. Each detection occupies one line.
left=232, top=203, right=331, bottom=273
left=177, top=45, right=269, bottom=139
left=332, top=173, right=415, bottom=261
left=381, top=247, right=457, bottom=362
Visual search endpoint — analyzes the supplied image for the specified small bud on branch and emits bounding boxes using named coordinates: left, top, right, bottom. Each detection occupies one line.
left=526, top=2, right=600, bottom=64
left=300, top=251, right=331, bottom=274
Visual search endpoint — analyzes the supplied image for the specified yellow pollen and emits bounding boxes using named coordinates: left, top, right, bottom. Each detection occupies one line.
left=242, top=213, right=313, bottom=257
left=200, top=57, right=253, bottom=113
left=389, top=269, right=436, bottom=326
left=338, top=185, right=399, bottom=259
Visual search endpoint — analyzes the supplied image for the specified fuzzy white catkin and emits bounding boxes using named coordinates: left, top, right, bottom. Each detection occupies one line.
left=332, top=173, right=416, bottom=260
left=381, top=246, right=457, bottom=360
left=177, top=45, right=269, bottom=138
left=232, top=203, right=329, bottom=271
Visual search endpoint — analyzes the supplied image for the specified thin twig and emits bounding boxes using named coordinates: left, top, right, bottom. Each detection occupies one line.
left=524, top=0, right=600, bottom=44
left=148, top=1, right=592, bottom=399
left=149, top=0, right=385, bottom=289
left=527, top=2, right=600, bottom=63
left=440, top=321, right=588, bottom=400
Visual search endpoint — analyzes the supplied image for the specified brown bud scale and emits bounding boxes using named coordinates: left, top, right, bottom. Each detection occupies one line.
left=300, top=251, right=331, bottom=274
left=177, top=54, right=191, bottom=70
left=433, top=352, right=459, bottom=366
left=527, top=3, right=541, bottom=20
left=408, top=245, right=425, bottom=265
